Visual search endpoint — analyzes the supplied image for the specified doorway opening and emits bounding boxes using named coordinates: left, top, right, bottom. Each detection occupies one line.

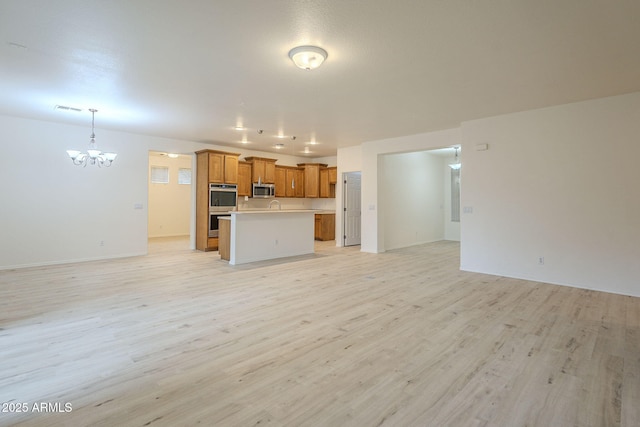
left=147, top=151, right=193, bottom=251
left=378, top=147, right=460, bottom=252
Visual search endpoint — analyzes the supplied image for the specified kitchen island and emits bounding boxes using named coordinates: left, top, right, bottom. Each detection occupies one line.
left=223, top=210, right=317, bottom=265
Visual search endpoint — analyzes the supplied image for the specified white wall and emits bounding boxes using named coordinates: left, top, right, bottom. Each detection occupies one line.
left=380, top=151, right=444, bottom=250
left=147, top=153, right=192, bottom=238
left=0, top=114, right=315, bottom=269
left=0, top=116, right=146, bottom=267
left=352, top=91, right=640, bottom=296
left=460, top=92, right=640, bottom=297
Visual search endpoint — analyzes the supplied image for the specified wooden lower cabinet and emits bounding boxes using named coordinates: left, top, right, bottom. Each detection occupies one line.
left=218, top=217, right=231, bottom=261
left=314, top=213, right=335, bottom=241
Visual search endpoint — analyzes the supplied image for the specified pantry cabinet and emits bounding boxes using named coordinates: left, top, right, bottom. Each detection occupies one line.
left=195, top=149, right=240, bottom=252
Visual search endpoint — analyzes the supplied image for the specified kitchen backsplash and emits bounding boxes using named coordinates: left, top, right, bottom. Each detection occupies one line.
left=237, top=196, right=336, bottom=212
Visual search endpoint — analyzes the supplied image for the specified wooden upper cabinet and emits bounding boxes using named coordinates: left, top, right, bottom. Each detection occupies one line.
left=298, top=163, right=326, bottom=198
left=320, top=168, right=330, bottom=198
left=275, top=166, right=287, bottom=197
left=224, top=155, right=238, bottom=184
left=320, top=167, right=337, bottom=198
left=245, top=157, right=277, bottom=184
left=279, top=167, right=304, bottom=198
left=295, top=168, right=305, bottom=198
left=237, top=161, right=252, bottom=197
left=208, top=152, right=225, bottom=183
left=285, top=168, right=296, bottom=197
left=328, top=167, right=337, bottom=184
left=197, top=150, right=239, bottom=184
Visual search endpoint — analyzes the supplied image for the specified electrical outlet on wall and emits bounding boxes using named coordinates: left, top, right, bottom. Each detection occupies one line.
left=538, top=256, right=544, bottom=265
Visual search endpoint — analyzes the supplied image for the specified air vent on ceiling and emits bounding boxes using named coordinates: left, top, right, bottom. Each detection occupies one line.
left=54, top=105, right=83, bottom=112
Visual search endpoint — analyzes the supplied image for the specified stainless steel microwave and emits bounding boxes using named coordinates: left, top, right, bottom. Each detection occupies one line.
left=252, top=183, right=275, bottom=198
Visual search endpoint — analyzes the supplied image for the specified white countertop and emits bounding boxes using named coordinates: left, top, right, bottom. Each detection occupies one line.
left=229, top=209, right=320, bottom=215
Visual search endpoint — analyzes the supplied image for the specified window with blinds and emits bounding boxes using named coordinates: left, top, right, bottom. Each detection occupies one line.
left=178, top=168, right=191, bottom=185
left=150, top=166, right=169, bottom=184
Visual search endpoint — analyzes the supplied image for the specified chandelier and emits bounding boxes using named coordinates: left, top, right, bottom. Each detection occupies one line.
left=449, top=147, right=461, bottom=170
left=66, top=109, right=117, bottom=167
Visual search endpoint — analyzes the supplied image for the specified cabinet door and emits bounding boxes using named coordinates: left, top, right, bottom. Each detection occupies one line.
left=295, top=169, right=305, bottom=198
left=208, top=153, right=225, bottom=183
left=304, top=164, right=320, bottom=198
left=251, top=159, right=264, bottom=183
left=285, top=168, right=296, bottom=197
left=224, top=155, right=238, bottom=184
left=237, top=162, right=252, bottom=197
left=264, top=161, right=276, bottom=183
left=323, top=214, right=335, bottom=240
left=328, top=167, right=337, bottom=184
left=319, top=168, right=330, bottom=198
left=275, top=167, right=286, bottom=197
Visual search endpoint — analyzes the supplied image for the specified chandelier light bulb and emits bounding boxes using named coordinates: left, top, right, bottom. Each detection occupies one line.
left=449, top=147, right=461, bottom=170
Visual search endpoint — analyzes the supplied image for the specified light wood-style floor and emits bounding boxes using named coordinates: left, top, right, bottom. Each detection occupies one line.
left=1, top=237, right=638, bottom=426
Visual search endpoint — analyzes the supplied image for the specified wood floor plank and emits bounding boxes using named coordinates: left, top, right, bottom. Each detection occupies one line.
left=0, top=237, right=638, bottom=426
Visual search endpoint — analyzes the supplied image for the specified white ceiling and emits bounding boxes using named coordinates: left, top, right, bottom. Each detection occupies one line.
left=1, top=1, right=640, bottom=158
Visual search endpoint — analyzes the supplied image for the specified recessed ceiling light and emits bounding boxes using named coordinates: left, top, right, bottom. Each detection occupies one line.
left=167, top=153, right=179, bottom=158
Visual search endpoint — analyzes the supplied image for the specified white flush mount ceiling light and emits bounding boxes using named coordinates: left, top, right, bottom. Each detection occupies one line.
left=288, top=45, right=328, bottom=70
left=66, top=109, right=117, bottom=167
left=449, top=147, right=461, bottom=170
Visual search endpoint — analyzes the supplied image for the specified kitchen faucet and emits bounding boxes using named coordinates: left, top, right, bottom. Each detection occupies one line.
left=268, top=199, right=281, bottom=210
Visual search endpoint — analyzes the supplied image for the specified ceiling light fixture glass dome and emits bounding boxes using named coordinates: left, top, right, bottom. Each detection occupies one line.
left=288, top=45, right=328, bottom=70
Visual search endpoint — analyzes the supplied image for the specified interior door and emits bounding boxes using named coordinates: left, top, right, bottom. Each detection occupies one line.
left=343, top=172, right=361, bottom=246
